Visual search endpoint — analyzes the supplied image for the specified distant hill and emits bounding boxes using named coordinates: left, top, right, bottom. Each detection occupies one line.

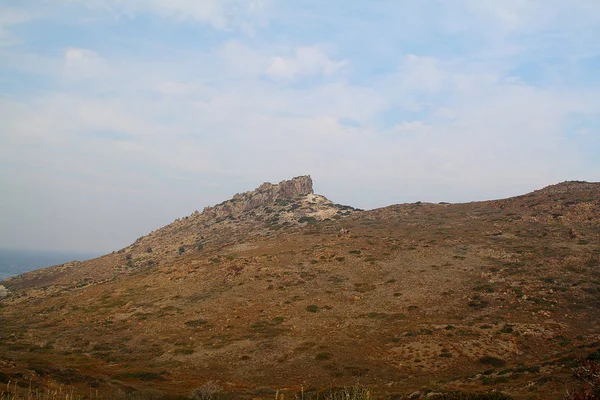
left=1, top=177, right=599, bottom=399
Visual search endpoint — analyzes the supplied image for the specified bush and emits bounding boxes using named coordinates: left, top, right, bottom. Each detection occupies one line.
left=440, top=392, right=513, bottom=399
left=190, top=381, right=223, bottom=400
left=178, top=247, right=185, bottom=255
left=172, top=348, right=194, bottom=355
left=306, top=305, right=319, bottom=313
left=479, top=356, right=507, bottom=367
left=184, top=319, right=208, bottom=327
left=299, top=385, right=372, bottom=400
left=115, top=371, right=165, bottom=381
left=565, top=359, right=600, bottom=399
left=298, top=216, right=317, bottom=224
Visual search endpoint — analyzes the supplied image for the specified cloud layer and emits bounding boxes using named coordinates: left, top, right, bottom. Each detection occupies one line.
left=1, top=1, right=599, bottom=252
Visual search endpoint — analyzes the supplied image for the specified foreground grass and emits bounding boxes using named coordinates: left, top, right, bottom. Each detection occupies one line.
left=0, top=382, right=516, bottom=400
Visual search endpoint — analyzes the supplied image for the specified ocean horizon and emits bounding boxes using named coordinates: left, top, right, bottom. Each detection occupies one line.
left=0, top=248, right=100, bottom=282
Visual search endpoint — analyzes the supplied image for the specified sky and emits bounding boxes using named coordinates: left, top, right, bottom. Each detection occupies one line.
left=1, top=1, right=599, bottom=253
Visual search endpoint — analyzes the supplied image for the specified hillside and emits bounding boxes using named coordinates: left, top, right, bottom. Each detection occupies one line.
left=1, top=176, right=599, bottom=399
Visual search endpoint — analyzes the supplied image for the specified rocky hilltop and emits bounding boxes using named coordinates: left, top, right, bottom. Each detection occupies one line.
left=2, top=175, right=356, bottom=294
left=202, top=175, right=315, bottom=219
left=1, top=178, right=599, bottom=400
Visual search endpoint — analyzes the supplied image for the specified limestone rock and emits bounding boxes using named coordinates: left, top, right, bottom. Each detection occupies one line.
left=201, top=175, right=314, bottom=219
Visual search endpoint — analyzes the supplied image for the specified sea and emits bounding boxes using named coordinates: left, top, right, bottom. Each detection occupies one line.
left=0, top=248, right=99, bottom=282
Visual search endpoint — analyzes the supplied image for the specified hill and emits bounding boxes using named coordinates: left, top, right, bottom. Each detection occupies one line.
left=1, top=176, right=599, bottom=399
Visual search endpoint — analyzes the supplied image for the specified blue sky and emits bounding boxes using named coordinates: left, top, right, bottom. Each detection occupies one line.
left=1, top=0, right=599, bottom=253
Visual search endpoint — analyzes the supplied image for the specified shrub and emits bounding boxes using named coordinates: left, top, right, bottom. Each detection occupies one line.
left=115, top=371, right=165, bottom=381
left=440, top=392, right=513, bottom=399
left=172, top=347, right=194, bottom=355
left=178, top=246, right=185, bottom=255
left=298, top=216, right=317, bottom=224
left=499, top=325, right=513, bottom=334
left=300, top=385, right=372, bottom=400
left=190, top=381, right=224, bottom=400
left=565, top=359, right=600, bottom=399
left=479, top=356, right=507, bottom=367
left=306, top=305, right=319, bottom=313
left=184, top=319, right=208, bottom=327
left=468, top=296, right=490, bottom=309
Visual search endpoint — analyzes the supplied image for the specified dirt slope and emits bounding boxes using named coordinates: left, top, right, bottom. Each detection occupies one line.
left=1, top=178, right=599, bottom=399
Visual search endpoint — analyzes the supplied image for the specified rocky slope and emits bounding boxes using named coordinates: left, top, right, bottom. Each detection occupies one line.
left=0, top=179, right=599, bottom=399
left=2, top=176, right=356, bottom=297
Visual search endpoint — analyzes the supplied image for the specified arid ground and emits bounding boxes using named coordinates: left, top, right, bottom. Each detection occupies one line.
left=1, top=177, right=599, bottom=399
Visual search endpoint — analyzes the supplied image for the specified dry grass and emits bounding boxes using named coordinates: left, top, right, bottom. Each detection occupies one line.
left=1, top=381, right=81, bottom=400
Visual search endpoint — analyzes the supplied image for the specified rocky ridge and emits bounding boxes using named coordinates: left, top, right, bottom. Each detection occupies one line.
left=201, top=175, right=315, bottom=220
left=1, top=175, right=357, bottom=294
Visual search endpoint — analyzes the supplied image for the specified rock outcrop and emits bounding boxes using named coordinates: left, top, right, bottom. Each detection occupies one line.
left=201, top=175, right=314, bottom=220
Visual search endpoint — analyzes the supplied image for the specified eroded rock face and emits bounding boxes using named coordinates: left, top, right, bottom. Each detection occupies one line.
left=0, top=285, right=9, bottom=298
left=202, top=175, right=314, bottom=219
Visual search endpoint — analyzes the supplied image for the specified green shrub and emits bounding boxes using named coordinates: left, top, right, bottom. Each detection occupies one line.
left=306, top=305, right=319, bottom=313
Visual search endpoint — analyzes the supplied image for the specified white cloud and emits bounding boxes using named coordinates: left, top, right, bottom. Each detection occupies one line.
left=463, top=0, right=600, bottom=33
left=218, top=40, right=271, bottom=77
left=2, top=0, right=600, bottom=251
left=385, top=121, right=434, bottom=136
left=266, top=46, right=346, bottom=80
left=400, top=55, right=444, bottom=92
left=57, top=0, right=269, bottom=30
left=63, top=48, right=107, bottom=80
left=145, top=0, right=228, bottom=28
left=0, top=6, right=39, bottom=46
